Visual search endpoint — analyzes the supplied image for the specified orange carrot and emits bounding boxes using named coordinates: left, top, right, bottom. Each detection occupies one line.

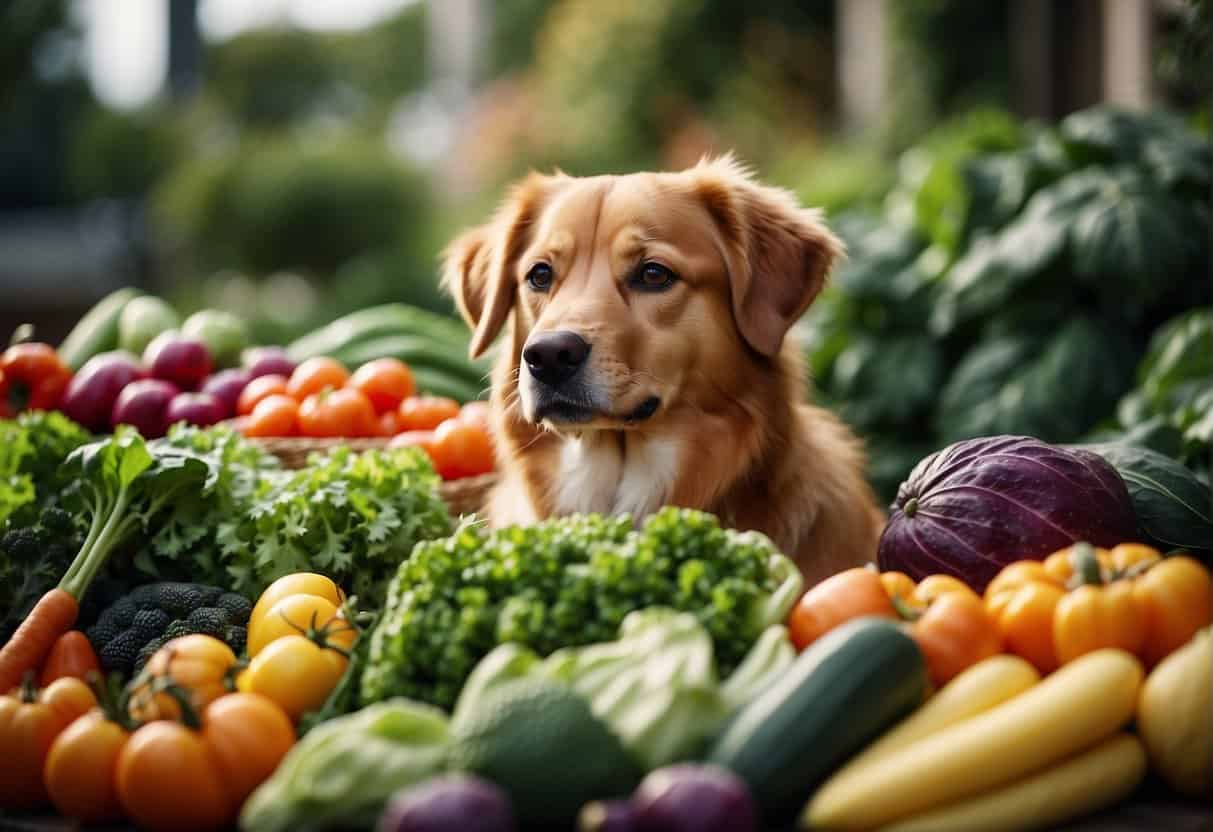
left=0, top=589, right=79, bottom=693
left=39, top=630, right=100, bottom=687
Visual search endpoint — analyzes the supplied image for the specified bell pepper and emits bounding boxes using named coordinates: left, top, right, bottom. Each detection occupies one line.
left=985, top=543, right=1213, bottom=672
left=787, top=568, right=1001, bottom=687
left=0, top=342, right=72, bottom=414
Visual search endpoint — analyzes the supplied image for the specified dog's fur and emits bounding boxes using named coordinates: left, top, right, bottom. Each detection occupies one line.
left=442, top=156, right=884, bottom=586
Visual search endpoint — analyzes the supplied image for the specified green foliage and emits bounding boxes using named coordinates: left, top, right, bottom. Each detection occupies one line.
left=803, top=107, right=1210, bottom=500
left=0, top=411, right=93, bottom=528
left=361, top=508, right=801, bottom=710
left=67, top=107, right=183, bottom=199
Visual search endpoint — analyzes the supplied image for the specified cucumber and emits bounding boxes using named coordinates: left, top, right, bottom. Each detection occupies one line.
left=58, top=287, right=141, bottom=371
left=332, top=335, right=490, bottom=386
left=410, top=367, right=485, bottom=403
left=707, top=617, right=927, bottom=823
left=287, top=304, right=471, bottom=362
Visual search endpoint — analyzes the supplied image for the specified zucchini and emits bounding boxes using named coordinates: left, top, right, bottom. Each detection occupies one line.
left=801, top=647, right=1143, bottom=830
left=881, top=733, right=1146, bottom=832
left=58, top=287, right=141, bottom=371
left=287, top=304, right=471, bottom=362
left=807, top=654, right=1040, bottom=826
left=707, top=617, right=928, bottom=823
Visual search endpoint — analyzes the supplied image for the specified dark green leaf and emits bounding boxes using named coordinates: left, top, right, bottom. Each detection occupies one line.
left=830, top=334, right=945, bottom=429
left=1139, top=308, right=1213, bottom=410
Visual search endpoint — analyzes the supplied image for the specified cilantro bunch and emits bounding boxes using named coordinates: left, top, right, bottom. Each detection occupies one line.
left=360, top=508, right=803, bottom=710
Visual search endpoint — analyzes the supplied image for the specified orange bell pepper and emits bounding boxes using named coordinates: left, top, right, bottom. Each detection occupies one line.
left=985, top=542, right=1212, bottom=672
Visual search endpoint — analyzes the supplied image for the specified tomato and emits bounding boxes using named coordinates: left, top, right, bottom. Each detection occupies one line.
left=398, top=395, right=461, bottom=431
left=243, top=394, right=299, bottom=438
left=286, top=357, right=349, bottom=401
left=202, top=693, right=295, bottom=806
left=430, top=418, right=495, bottom=479
left=236, top=374, right=289, bottom=416
left=247, top=594, right=354, bottom=657
left=1, top=342, right=72, bottom=413
left=389, top=429, right=439, bottom=463
left=39, top=630, right=101, bottom=687
left=45, top=709, right=128, bottom=823
left=128, top=635, right=239, bottom=723
left=378, top=409, right=403, bottom=437
left=787, top=567, right=897, bottom=651
left=459, top=400, right=492, bottom=430
left=249, top=573, right=345, bottom=636
left=116, top=720, right=231, bottom=832
left=350, top=358, right=416, bottom=413
left=298, top=387, right=377, bottom=438
left=0, top=676, right=96, bottom=808
left=237, top=635, right=349, bottom=722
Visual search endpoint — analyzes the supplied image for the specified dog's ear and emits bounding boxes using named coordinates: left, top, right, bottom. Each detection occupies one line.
left=692, top=155, right=844, bottom=357
left=441, top=173, right=563, bottom=359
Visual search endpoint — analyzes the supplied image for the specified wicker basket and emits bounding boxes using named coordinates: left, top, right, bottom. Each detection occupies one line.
left=250, top=436, right=496, bottom=517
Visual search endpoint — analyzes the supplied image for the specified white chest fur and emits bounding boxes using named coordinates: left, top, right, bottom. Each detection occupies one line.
left=552, top=434, right=680, bottom=520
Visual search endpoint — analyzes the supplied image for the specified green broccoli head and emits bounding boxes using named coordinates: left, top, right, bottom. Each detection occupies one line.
left=360, top=508, right=790, bottom=709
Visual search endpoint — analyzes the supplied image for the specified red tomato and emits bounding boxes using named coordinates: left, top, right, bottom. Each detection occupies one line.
left=398, top=396, right=460, bottom=432
left=286, top=357, right=349, bottom=401
left=378, top=410, right=402, bottom=437
left=430, top=418, right=495, bottom=479
left=298, top=388, right=377, bottom=438
left=243, top=394, right=299, bottom=437
left=349, top=358, right=416, bottom=413
left=236, top=374, right=289, bottom=417
left=388, top=430, right=438, bottom=464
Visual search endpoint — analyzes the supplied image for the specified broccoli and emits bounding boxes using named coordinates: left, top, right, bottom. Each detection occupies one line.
left=0, top=514, right=83, bottom=643
left=87, top=582, right=254, bottom=676
left=360, top=508, right=803, bottom=709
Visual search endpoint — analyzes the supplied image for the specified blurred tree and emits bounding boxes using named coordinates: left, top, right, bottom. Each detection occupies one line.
left=68, top=108, right=184, bottom=200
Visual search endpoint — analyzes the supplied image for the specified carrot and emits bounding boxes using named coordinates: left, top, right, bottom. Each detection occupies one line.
left=0, top=589, right=79, bottom=693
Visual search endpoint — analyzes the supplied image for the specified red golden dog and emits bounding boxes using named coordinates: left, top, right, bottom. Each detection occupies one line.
left=443, top=156, right=883, bottom=585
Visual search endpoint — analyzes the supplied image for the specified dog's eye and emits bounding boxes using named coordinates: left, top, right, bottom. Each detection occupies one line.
left=631, top=262, right=677, bottom=291
left=526, top=263, right=554, bottom=292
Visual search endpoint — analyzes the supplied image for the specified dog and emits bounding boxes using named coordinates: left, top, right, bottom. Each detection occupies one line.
left=442, top=155, right=884, bottom=586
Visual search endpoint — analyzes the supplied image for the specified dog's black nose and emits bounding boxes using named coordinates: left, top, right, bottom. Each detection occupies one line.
left=523, top=330, right=590, bottom=387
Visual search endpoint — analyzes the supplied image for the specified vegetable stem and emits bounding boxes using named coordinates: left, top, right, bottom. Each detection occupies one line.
left=59, top=484, right=132, bottom=600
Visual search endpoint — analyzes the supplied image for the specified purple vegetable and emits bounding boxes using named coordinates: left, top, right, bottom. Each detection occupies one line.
left=111, top=379, right=180, bottom=438
left=59, top=350, right=145, bottom=431
left=200, top=368, right=251, bottom=418
left=878, top=435, right=1138, bottom=593
left=578, top=799, right=639, bottom=832
left=377, top=775, right=516, bottom=832
left=243, top=346, right=296, bottom=380
left=143, top=332, right=213, bottom=390
left=632, top=765, right=757, bottom=832
left=166, top=391, right=226, bottom=428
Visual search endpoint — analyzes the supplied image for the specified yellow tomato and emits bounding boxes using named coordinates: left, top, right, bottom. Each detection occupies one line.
left=237, top=635, right=348, bottom=722
left=248, top=573, right=345, bottom=636
left=247, top=595, right=355, bottom=657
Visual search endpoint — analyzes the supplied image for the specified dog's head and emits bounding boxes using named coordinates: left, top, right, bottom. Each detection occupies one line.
left=442, top=156, right=842, bottom=431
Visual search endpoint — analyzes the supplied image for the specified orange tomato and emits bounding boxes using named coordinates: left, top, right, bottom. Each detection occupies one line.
left=389, top=430, right=439, bottom=463
left=128, top=635, right=239, bottom=723
left=202, top=693, right=295, bottom=807
left=116, top=720, right=231, bottom=832
left=349, top=358, right=416, bottom=413
left=286, top=357, right=349, bottom=401
left=378, top=409, right=402, bottom=437
left=0, top=676, right=96, bottom=808
left=243, top=394, right=299, bottom=437
left=787, top=568, right=897, bottom=651
left=45, top=709, right=129, bottom=824
left=236, top=374, right=289, bottom=416
left=430, top=418, right=495, bottom=479
left=298, top=388, right=377, bottom=437
left=909, top=590, right=1003, bottom=686
left=398, top=395, right=461, bottom=431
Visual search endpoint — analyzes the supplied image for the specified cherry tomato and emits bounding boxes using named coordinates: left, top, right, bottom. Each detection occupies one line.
left=236, top=374, right=289, bottom=416
left=430, top=418, right=495, bottom=479
left=242, top=394, right=299, bottom=438
left=398, top=395, right=460, bottom=431
left=286, top=357, right=349, bottom=401
left=349, top=358, right=416, bottom=413
left=298, top=388, right=377, bottom=438
left=459, top=400, right=491, bottom=430
left=389, top=430, right=439, bottom=464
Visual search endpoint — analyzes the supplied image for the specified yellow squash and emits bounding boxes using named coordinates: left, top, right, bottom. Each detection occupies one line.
left=1137, top=627, right=1212, bottom=799
left=801, top=648, right=1142, bottom=830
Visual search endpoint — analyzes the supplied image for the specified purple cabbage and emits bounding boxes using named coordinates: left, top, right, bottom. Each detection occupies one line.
left=878, top=435, right=1137, bottom=593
